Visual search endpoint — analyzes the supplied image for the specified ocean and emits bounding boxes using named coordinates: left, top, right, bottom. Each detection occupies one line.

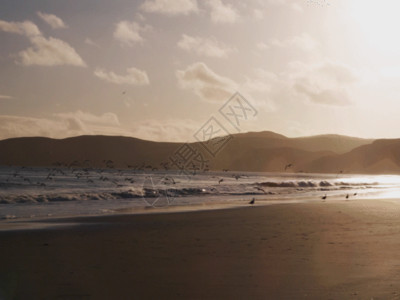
left=1, top=166, right=400, bottom=222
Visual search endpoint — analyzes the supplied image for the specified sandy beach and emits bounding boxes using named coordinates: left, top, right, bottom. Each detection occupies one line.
left=2, top=199, right=400, bottom=299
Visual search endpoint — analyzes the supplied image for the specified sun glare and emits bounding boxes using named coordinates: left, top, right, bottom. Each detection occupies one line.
left=348, top=1, right=400, bottom=55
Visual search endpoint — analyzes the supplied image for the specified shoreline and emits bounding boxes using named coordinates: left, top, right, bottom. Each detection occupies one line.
left=2, top=199, right=400, bottom=299
left=0, top=196, right=367, bottom=232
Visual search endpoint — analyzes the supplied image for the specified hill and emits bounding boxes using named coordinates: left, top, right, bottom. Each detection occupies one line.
left=0, top=131, right=383, bottom=173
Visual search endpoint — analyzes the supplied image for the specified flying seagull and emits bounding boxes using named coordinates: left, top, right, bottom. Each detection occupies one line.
left=254, top=186, right=266, bottom=194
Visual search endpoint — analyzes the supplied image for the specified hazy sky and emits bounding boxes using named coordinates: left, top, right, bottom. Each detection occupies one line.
left=1, top=0, right=400, bottom=141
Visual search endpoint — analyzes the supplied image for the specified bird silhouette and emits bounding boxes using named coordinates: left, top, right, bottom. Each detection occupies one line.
left=218, top=179, right=224, bottom=184
left=254, top=186, right=266, bottom=193
left=249, top=198, right=255, bottom=205
left=233, top=174, right=241, bottom=180
left=346, top=194, right=349, bottom=200
left=321, top=194, right=327, bottom=200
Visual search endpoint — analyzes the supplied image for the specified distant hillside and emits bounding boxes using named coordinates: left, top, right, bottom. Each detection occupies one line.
left=228, top=131, right=372, bottom=154
left=0, top=131, right=385, bottom=173
left=305, top=139, right=400, bottom=174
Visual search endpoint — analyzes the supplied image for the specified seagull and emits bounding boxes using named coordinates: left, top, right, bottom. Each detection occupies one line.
left=336, top=170, right=343, bottom=178
left=254, top=186, right=266, bottom=193
left=233, top=174, right=241, bottom=180
left=249, top=198, right=255, bottom=205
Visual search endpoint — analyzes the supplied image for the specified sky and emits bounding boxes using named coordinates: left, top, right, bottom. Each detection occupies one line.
left=1, top=0, right=400, bottom=142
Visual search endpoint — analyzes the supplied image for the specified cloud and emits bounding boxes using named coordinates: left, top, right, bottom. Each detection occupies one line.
left=0, top=112, right=200, bottom=142
left=294, top=85, right=351, bottom=106
left=140, top=0, right=199, bottom=15
left=94, top=67, right=150, bottom=85
left=0, top=20, right=41, bottom=37
left=267, top=0, right=303, bottom=12
left=289, top=61, right=358, bottom=106
left=243, top=69, right=278, bottom=93
left=256, top=42, right=270, bottom=51
left=18, top=36, right=86, bottom=67
left=113, top=21, right=149, bottom=46
left=260, top=33, right=319, bottom=52
left=252, top=9, right=264, bottom=20
left=177, top=34, right=235, bottom=58
left=176, top=62, right=236, bottom=102
left=56, top=111, right=120, bottom=127
left=207, top=0, right=239, bottom=24
left=37, top=12, right=67, bottom=29
left=242, top=61, right=358, bottom=109
left=130, top=119, right=200, bottom=142
left=0, top=111, right=127, bottom=140
left=84, top=38, right=99, bottom=47
left=0, top=19, right=86, bottom=67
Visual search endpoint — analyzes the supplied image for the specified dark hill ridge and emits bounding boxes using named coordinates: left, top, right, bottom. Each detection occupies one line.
left=0, top=131, right=390, bottom=174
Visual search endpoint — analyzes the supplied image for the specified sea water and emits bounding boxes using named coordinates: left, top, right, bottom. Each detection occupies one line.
left=1, top=166, right=400, bottom=222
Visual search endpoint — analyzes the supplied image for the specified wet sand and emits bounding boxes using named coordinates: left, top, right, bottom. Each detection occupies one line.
left=1, top=199, right=400, bottom=299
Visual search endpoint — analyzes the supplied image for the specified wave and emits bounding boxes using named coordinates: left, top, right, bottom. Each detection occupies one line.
left=256, top=180, right=378, bottom=188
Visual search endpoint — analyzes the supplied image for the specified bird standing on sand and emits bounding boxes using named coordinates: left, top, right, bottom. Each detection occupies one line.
left=249, top=198, right=255, bottom=205
left=218, top=179, right=224, bottom=184
left=346, top=194, right=349, bottom=200
left=321, top=194, right=327, bottom=200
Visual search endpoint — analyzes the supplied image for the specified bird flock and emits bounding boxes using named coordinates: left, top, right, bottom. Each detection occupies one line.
left=0, top=160, right=360, bottom=206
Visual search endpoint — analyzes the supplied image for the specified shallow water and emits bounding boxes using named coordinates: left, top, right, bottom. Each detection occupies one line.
left=1, top=166, right=400, bottom=221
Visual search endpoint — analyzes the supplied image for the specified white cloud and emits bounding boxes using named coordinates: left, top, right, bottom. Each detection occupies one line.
left=289, top=61, right=358, bottom=106
left=177, top=34, right=235, bottom=58
left=141, top=0, right=199, bottom=15
left=267, top=0, right=303, bottom=12
left=176, top=62, right=236, bottom=102
left=94, top=67, right=150, bottom=85
left=252, top=9, right=264, bottom=20
left=0, top=19, right=86, bottom=67
left=244, top=69, right=278, bottom=93
left=252, top=1, right=303, bottom=20
left=0, top=111, right=127, bottom=140
left=37, top=12, right=67, bottom=29
left=130, top=119, right=200, bottom=142
left=256, top=42, right=270, bottom=51
left=261, top=33, right=319, bottom=52
left=0, top=20, right=41, bottom=37
left=113, top=21, right=149, bottom=46
left=0, top=113, right=200, bottom=142
left=207, top=0, right=239, bottom=24
left=242, top=61, right=358, bottom=108
left=56, top=111, right=120, bottom=127
left=84, top=38, right=99, bottom=47
left=18, top=36, right=86, bottom=67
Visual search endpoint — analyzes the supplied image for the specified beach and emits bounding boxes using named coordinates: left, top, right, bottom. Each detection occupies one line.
left=1, top=199, right=400, bottom=299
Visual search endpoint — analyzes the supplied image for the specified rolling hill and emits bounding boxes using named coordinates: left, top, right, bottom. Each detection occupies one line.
left=0, top=131, right=393, bottom=174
